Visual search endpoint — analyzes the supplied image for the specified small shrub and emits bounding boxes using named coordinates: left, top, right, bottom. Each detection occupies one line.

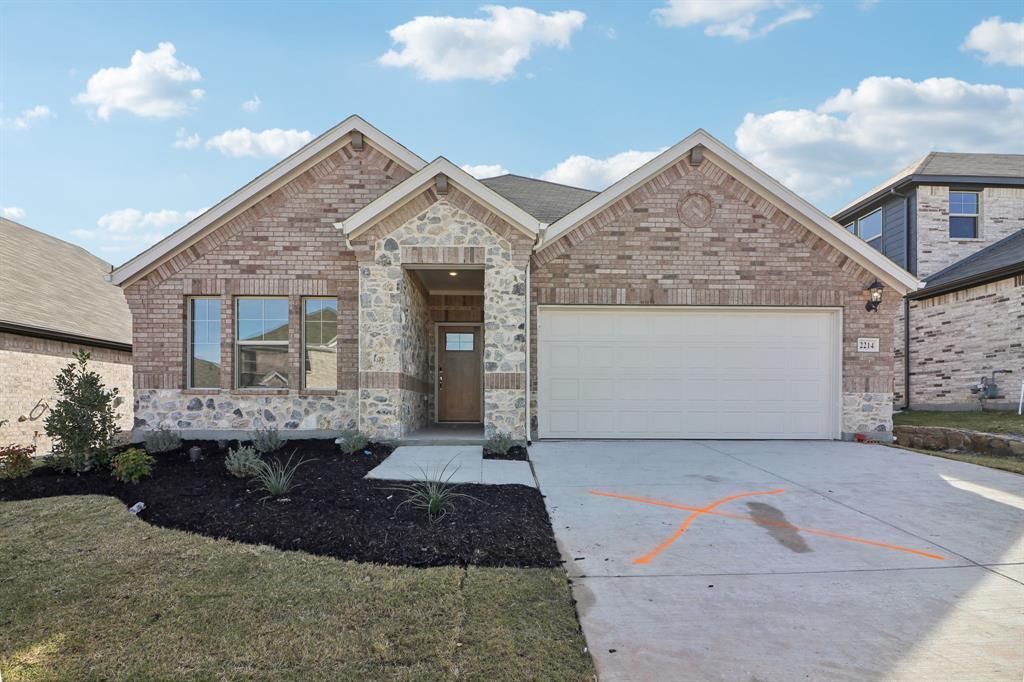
left=336, top=429, right=369, bottom=454
left=144, top=425, right=182, bottom=453
left=389, top=458, right=479, bottom=523
left=225, top=445, right=262, bottom=478
left=254, top=452, right=310, bottom=499
left=0, top=444, right=35, bottom=479
left=110, top=448, right=155, bottom=483
left=44, top=350, right=121, bottom=472
left=484, top=431, right=519, bottom=456
left=252, top=426, right=283, bottom=454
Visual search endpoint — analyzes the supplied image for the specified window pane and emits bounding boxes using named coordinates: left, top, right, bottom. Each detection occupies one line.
left=845, top=223, right=856, bottom=234
left=949, top=216, right=977, bottom=239
left=857, top=210, right=882, bottom=241
left=189, top=298, right=221, bottom=388
left=446, top=332, right=474, bottom=351
left=236, top=298, right=289, bottom=341
left=238, top=345, right=289, bottom=388
left=950, top=191, right=977, bottom=215
left=237, top=298, right=262, bottom=320
left=302, top=298, right=337, bottom=389
left=262, top=320, right=289, bottom=342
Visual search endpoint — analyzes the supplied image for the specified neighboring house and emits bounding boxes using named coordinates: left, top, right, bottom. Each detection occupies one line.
left=833, top=154, right=1024, bottom=410
left=0, top=218, right=133, bottom=451
left=110, top=116, right=917, bottom=443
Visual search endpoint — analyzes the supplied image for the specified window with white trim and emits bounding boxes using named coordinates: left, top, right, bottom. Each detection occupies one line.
left=236, top=298, right=289, bottom=388
left=302, top=298, right=337, bottom=389
left=187, top=297, right=221, bottom=388
left=852, top=209, right=882, bottom=250
left=949, top=191, right=979, bottom=238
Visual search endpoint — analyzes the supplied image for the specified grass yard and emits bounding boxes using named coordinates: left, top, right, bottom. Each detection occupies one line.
left=893, top=410, right=1024, bottom=437
left=0, top=495, right=593, bottom=681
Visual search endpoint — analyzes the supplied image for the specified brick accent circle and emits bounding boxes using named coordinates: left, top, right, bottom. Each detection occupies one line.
left=677, top=192, right=715, bottom=228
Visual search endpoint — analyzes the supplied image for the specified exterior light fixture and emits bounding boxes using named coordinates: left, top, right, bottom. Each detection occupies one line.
left=448, top=271, right=458, bottom=277
left=865, top=280, right=884, bottom=312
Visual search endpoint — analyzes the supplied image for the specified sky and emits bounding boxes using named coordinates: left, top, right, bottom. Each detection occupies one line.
left=1, top=0, right=1022, bottom=265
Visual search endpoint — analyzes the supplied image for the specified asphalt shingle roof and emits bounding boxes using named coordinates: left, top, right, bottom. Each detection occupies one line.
left=920, top=229, right=1024, bottom=292
left=479, top=174, right=598, bottom=223
left=0, top=218, right=132, bottom=345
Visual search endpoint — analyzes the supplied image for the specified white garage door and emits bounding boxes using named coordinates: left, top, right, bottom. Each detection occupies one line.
left=538, top=307, right=840, bottom=439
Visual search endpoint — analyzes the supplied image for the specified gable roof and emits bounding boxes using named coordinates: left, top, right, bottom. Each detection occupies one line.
left=110, top=115, right=426, bottom=286
left=479, top=174, right=598, bottom=223
left=538, top=129, right=920, bottom=294
left=1, top=218, right=132, bottom=348
left=834, top=152, right=1024, bottom=219
left=337, top=158, right=544, bottom=238
left=911, top=229, right=1024, bottom=299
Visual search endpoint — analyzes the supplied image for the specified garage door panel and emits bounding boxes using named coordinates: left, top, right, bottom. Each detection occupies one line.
left=539, top=307, right=838, bottom=440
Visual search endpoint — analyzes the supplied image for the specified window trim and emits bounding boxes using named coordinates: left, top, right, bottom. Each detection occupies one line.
left=234, top=296, right=290, bottom=389
left=186, top=296, right=222, bottom=389
left=854, top=208, right=883, bottom=245
left=948, top=190, right=980, bottom=239
left=301, top=296, right=338, bottom=390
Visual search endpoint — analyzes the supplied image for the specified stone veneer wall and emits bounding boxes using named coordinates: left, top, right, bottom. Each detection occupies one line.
left=530, top=155, right=898, bottom=439
left=916, top=185, right=1024, bottom=278
left=0, top=332, right=133, bottom=452
left=400, top=270, right=431, bottom=434
left=900, top=275, right=1023, bottom=409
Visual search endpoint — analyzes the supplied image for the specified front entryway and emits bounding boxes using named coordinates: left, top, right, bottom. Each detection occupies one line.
left=437, top=324, right=482, bottom=422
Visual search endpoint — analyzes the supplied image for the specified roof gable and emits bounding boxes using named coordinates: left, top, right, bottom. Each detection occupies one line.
left=538, top=129, right=920, bottom=294
left=110, top=116, right=426, bottom=286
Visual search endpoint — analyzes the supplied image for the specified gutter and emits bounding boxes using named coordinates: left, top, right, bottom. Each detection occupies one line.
left=833, top=175, right=1024, bottom=224
left=0, top=320, right=132, bottom=353
left=908, top=263, right=1024, bottom=301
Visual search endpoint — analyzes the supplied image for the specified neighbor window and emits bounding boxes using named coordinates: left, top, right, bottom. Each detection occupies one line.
left=188, top=297, right=221, bottom=388
left=844, top=222, right=855, bottom=234
left=949, top=191, right=979, bottom=239
left=236, top=298, right=289, bottom=388
left=855, top=209, right=883, bottom=250
left=302, top=298, right=337, bottom=389
left=445, top=333, right=474, bottom=351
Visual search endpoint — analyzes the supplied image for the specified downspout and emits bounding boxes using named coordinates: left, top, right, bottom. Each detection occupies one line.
left=525, top=259, right=532, bottom=445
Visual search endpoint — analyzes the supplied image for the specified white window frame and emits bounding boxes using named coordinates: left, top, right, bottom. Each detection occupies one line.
left=235, top=296, right=290, bottom=389
left=301, top=297, right=338, bottom=390
left=948, top=190, right=980, bottom=239
left=854, top=208, right=883, bottom=250
left=186, top=296, right=221, bottom=389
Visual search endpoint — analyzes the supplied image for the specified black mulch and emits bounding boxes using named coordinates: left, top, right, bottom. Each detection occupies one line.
left=483, top=445, right=529, bottom=461
left=0, top=440, right=561, bottom=569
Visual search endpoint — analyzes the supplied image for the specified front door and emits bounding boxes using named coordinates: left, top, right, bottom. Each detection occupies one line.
left=438, top=325, right=482, bottom=422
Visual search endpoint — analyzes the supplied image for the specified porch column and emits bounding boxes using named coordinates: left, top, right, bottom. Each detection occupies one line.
left=357, top=239, right=405, bottom=440
left=483, top=249, right=528, bottom=440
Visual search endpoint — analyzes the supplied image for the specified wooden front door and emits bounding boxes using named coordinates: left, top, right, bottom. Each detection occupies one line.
left=438, top=325, right=482, bottom=422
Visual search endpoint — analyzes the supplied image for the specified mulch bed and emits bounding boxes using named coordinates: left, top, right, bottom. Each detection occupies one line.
left=483, top=445, right=530, bottom=461
left=0, top=439, right=560, bottom=568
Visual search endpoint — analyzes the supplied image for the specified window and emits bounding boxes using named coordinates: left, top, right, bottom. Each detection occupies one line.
left=236, top=298, right=289, bottom=388
left=188, top=297, right=221, bottom=388
left=302, top=298, right=337, bottom=389
left=844, top=222, right=856, bottom=234
left=949, top=191, right=979, bottom=238
left=445, top=332, right=474, bottom=351
left=855, top=209, right=883, bottom=250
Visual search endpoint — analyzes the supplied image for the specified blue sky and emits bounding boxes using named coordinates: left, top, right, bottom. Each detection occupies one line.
left=2, top=1, right=1022, bottom=264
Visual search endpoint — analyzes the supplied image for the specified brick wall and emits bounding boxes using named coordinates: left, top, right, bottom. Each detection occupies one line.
left=902, top=275, right=1023, bottom=409
left=531, top=155, right=897, bottom=437
left=0, top=332, right=133, bottom=452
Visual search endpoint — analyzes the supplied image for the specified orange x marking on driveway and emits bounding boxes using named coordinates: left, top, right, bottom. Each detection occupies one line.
left=589, top=489, right=946, bottom=563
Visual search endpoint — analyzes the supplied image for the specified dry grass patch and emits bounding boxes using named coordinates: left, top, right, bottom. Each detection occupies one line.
left=893, top=410, right=1024, bottom=437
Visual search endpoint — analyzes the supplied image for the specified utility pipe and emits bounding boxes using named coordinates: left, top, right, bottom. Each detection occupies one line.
left=525, top=260, right=532, bottom=445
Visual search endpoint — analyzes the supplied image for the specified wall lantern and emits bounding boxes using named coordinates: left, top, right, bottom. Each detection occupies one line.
left=865, top=280, right=884, bottom=312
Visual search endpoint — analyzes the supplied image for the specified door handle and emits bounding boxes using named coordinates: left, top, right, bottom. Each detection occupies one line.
left=438, top=367, right=444, bottom=390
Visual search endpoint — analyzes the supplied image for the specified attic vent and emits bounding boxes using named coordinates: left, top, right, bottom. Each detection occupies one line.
left=435, top=174, right=449, bottom=195
left=351, top=131, right=364, bottom=151
left=689, top=146, right=704, bottom=166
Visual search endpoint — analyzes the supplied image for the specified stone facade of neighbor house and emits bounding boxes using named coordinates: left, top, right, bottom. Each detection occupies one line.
left=531, top=155, right=897, bottom=438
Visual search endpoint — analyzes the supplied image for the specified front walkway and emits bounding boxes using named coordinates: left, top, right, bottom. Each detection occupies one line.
left=532, top=439, right=1024, bottom=681
left=366, top=445, right=535, bottom=486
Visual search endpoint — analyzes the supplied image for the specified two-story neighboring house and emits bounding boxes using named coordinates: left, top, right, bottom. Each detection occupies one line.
left=833, top=153, right=1024, bottom=411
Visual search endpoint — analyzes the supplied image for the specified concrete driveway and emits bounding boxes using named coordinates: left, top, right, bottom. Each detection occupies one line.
left=531, top=440, right=1024, bottom=681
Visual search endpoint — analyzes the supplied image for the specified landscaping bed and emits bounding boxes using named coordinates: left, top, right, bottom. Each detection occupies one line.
left=483, top=444, right=530, bottom=461
left=0, top=439, right=561, bottom=568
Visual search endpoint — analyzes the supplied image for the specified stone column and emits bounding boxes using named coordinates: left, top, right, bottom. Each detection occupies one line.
left=483, top=245, right=528, bottom=440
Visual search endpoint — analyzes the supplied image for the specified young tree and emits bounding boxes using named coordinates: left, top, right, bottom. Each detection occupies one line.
left=44, top=350, right=121, bottom=472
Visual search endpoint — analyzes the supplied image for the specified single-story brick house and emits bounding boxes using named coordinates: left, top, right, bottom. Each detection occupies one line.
left=110, top=116, right=918, bottom=443
left=1, top=217, right=133, bottom=451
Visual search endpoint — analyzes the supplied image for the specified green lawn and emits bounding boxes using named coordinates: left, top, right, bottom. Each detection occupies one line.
left=893, top=410, right=1024, bottom=436
left=0, top=495, right=593, bottom=681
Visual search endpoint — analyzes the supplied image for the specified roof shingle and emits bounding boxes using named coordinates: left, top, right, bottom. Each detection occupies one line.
left=479, top=174, right=598, bottom=223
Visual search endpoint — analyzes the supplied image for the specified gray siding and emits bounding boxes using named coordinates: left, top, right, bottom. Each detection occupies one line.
left=881, top=194, right=908, bottom=269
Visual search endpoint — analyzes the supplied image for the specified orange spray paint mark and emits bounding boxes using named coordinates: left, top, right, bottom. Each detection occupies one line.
left=590, top=489, right=945, bottom=562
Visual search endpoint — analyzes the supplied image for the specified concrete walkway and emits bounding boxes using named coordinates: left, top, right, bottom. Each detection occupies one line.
left=366, top=445, right=535, bottom=487
left=532, top=440, right=1024, bottom=681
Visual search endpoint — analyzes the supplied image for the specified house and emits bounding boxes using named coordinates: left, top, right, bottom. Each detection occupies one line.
left=109, top=116, right=918, bottom=443
left=833, top=154, right=1024, bottom=411
left=0, top=218, right=133, bottom=450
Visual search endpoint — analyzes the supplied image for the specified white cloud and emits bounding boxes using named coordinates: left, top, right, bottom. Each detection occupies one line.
left=173, top=127, right=201, bottom=150
left=379, top=5, right=586, bottom=82
left=75, top=42, right=204, bottom=119
left=653, top=0, right=817, bottom=40
left=460, top=163, right=510, bottom=178
left=205, top=127, right=313, bottom=158
left=2, top=206, right=26, bottom=220
left=962, top=17, right=1024, bottom=67
left=242, top=94, right=262, bottom=112
left=541, top=148, right=666, bottom=190
left=734, top=76, right=1024, bottom=203
left=72, top=207, right=207, bottom=257
left=2, top=104, right=55, bottom=130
